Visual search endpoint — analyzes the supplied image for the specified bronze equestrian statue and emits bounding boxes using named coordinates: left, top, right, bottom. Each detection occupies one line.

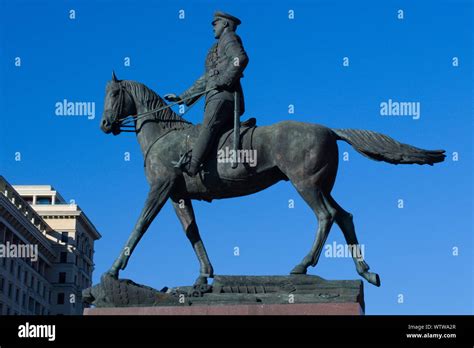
left=100, top=74, right=444, bottom=287
left=165, top=11, right=248, bottom=177
left=99, top=13, right=445, bottom=288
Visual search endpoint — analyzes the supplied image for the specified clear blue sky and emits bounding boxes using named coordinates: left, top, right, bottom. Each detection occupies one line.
left=0, top=0, right=472, bottom=314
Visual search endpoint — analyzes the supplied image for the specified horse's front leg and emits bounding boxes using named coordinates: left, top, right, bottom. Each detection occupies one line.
left=172, top=197, right=214, bottom=285
left=106, top=178, right=175, bottom=278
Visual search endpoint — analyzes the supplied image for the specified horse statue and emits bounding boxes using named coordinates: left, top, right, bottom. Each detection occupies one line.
left=99, top=72, right=445, bottom=288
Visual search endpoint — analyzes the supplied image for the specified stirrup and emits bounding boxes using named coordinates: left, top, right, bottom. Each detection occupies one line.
left=172, top=150, right=191, bottom=167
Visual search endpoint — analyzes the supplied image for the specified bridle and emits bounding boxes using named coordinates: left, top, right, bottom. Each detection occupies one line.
left=108, top=82, right=216, bottom=166
left=110, top=83, right=136, bottom=133
left=110, top=82, right=215, bottom=132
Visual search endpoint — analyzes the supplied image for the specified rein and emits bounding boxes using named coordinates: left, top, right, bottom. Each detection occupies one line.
left=118, top=87, right=215, bottom=129
left=112, top=84, right=215, bottom=167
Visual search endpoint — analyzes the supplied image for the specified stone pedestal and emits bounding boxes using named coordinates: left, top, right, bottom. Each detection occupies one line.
left=83, top=274, right=365, bottom=315
left=84, top=302, right=363, bottom=315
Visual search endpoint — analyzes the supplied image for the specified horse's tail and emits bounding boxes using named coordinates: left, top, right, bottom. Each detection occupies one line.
left=332, top=128, right=445, bottom=165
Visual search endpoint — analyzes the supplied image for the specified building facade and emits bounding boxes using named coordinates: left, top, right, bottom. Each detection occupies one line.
left=0, top=176, right=101, bottom=315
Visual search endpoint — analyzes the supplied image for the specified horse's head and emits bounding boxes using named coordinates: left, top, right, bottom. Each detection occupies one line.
left=100, top=71, right=136, bottom=135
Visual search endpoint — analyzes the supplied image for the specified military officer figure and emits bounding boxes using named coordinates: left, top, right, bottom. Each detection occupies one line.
left=165, top=11, right=249, bottom=176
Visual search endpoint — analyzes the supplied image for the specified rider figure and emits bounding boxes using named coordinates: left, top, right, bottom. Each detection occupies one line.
left=165, top=11, right=248, bottom=177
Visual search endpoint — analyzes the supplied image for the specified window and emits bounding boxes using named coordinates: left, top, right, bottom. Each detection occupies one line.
left=60, top=252, right=67, bottom=263
left=7, top=282, right=12, bottom=298
left=40, top=261, right=46, bottom=277
left=17, top=265, right=21, bottom=280
left=15, top=288, right=19, bottom=303
left=28, top=297, right=34, bottom=312
left=36, top=196, right=52, bottom=205
left=0, top=302, right=3, bottom=315
left=23, top=196, right=33, bottom=204
left=61, top=232, right=68, bottom=243
left=35, top=302, right=41, bottom=315
left=57, top=293, right=65, bottom=305
left=22, top=293, right=26, bottom=307
left=9, top=259, right=14, bottom=274
left=5, top=227, right=12, bottom=243
left=0, top=276, right=4, bottom=293
left=59, top=272, right=66, bottom=284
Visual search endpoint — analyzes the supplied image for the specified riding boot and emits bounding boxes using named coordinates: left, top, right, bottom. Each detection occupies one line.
left=174, top=99, right=233, bottom=176
left=185, top=127, right=214, bottom=177
left=187, top=157, right=202, bottom=177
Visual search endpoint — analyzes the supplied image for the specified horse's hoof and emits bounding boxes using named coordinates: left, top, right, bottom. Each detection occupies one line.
left=290, top=265, right=307, bottom=275
left=189, top=283, right=212, bottom=297
left=372, top=273, right=381, bottom=287
left=362, top=272, right=381, bottom=287
left=194, top=276, right=208, bottom=286
left=104, top=269, right=119, bottom=279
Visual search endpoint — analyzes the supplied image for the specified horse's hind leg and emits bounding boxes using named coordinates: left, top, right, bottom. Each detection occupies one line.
left=329, top=196, right=381, bottom=287
left=290, top=186, right=337, bottom=275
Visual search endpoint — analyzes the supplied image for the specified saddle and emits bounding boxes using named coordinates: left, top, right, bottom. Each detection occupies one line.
left=240, top=117, right=256, bottom=128
left=172, top=117, right=257, bottom=173
left=184, top=117, right=257, bottom=150
left=217, top=117, right=257, bottom=152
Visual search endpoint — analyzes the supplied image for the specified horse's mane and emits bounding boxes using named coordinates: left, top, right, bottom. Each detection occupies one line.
left=122, top=80, right=194, bottom=130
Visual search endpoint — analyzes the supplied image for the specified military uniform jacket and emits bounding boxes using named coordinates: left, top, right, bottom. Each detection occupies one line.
left=179, top=30, right=249, bottom=115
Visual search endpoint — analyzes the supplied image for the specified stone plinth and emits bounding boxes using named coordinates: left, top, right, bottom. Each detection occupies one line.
left=83, top=274, right=365, bottom=315
left=84, top=302, right=363, bottom=315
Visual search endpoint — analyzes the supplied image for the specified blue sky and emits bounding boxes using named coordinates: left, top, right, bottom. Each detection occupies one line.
left=0, top=0, right=472, bottom=314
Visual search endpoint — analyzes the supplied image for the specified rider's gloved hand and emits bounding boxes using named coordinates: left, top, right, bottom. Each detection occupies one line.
left=164, top=93, right=183, bottom=104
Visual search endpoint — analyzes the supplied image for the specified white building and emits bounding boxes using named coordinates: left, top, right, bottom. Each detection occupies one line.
left=0, top=176, right=101, bottom=315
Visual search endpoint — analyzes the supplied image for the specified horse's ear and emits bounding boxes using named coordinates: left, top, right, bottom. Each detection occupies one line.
left=112, top=70, right=118, bottom=82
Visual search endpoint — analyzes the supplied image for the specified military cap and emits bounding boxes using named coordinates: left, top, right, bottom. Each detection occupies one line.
left=212, top=11, right=241, bottom=26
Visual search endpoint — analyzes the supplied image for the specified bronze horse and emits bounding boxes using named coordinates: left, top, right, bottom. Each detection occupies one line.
left=100, top=73, right=445, bottom=287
